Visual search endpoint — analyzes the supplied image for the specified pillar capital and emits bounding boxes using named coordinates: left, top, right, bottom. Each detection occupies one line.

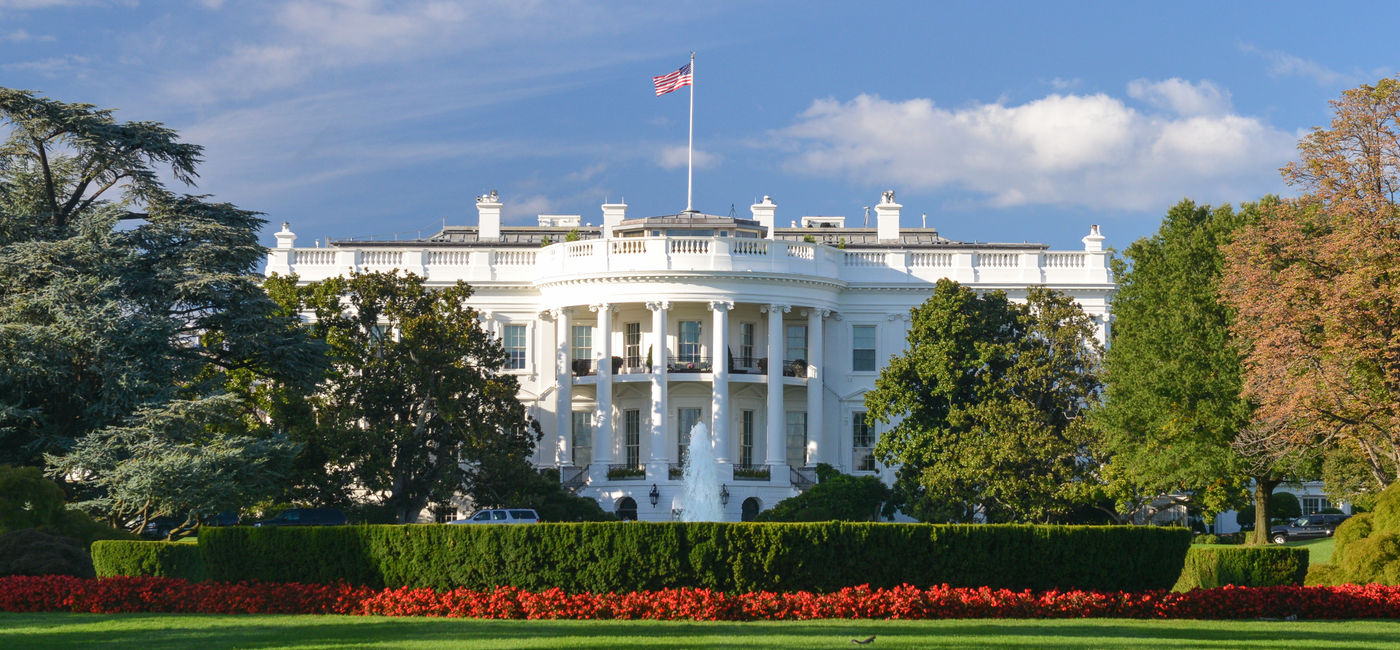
left=760, top=303, right=790, bottom=315
left=588, top=303, right=617, bottom=314
left=804, top=308, right=832, bottom=319
left=645, top=300, right=671, bottom=312
left=707, top=300, right=734, bottom=312
left=887, top=312, right=910, bottom=322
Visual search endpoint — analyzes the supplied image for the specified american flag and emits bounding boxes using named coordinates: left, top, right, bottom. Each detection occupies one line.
left=652, top=62, right=693, bottom=96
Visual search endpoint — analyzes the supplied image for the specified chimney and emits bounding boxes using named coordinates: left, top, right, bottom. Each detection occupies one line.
left=477, top=190, right=502, bottom=241
left=602, top=201, right=627, bottom=238
left=1082, top=224, right=1105, bottom=252
left=874, top=190, right=901, bottom=242
left=274, top=222, right=296, bottom=249
left=750, top=195, right=776, bottom=239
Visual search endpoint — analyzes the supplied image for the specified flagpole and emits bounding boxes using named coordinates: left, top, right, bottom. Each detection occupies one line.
left=686, top=51, right=695, bottom=213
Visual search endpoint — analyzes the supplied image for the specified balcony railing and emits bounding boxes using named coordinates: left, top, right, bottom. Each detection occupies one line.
left=561, top=465, right=588, bottom=491
left=791, top=466, right=818, bottom=492
left=666, top=354, right=712, bottom=373
left=271, top=236, right=1112, bottom=288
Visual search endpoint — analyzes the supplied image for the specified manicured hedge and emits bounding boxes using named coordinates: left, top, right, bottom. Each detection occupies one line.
left=199, top=523, right=1191, bottom=593
left=1172, top=546, right=1308, bottom=592
left=92, top=541, right=208, bottom=582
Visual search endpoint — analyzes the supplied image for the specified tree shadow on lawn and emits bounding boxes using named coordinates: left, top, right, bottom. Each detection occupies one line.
left=7, top=615, right=1400, bottom=649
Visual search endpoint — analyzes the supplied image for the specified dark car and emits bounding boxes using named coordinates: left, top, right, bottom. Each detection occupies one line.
left=253, top=508, right=347, bottom=527
left=1270, top=513, right=1350, bottom=544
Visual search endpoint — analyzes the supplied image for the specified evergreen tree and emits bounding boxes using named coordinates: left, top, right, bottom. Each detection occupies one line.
left=0, top=89, right=324, bottom=530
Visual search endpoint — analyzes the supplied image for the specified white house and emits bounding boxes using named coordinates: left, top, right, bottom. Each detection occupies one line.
left=266, top=190, right=1115, bottom=522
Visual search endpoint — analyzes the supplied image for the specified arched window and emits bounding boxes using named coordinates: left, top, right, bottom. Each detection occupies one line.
left=741, top=497, right=761, bottom=522
left=616, top=496, right=638, bottom=521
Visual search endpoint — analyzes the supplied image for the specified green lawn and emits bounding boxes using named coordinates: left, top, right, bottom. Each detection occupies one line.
left=1285, top=536, right=1337, bottom=565
left=5, top=614, right=1400, bottom=649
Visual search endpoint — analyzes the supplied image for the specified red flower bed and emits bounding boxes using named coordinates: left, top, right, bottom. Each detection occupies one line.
left=6, top=576, right=1400, bottom=620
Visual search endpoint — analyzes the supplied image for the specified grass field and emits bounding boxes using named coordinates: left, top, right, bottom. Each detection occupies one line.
left=1285, top=536, right=1337, bottom=565
left=5, top=614, right=1400, bottom=649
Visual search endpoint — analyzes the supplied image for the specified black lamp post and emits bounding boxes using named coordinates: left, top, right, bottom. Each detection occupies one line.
left=649, top=484, right=660, bottom=507
left=719, top=484, right=730, bottom=506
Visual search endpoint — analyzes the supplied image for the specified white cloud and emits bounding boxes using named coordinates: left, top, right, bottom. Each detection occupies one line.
left=657, top=145, right=718, bottom=170
left=1237, top=43, right=1388, bottom=87
left=505, top=194, right=554, bottom=220
left=1, top=29, right=53, bottom=41
left=1050, top=77, right=1080, bottom=91
left=1, top=54, right=89, bottom=76
left=1127, top=78, right=1231, bottom=116
left=777, top=81, right=1295, bottom=212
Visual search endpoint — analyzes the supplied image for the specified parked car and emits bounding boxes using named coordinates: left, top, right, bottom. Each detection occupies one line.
left=448, top=508, right=540, bottom=524
left=1270, top=513, right=1351, bottom=544
left=253, top=508, right=347, bottom=527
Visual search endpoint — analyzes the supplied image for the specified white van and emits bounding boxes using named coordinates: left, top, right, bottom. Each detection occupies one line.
left=450, top=508, right=541, bottom=524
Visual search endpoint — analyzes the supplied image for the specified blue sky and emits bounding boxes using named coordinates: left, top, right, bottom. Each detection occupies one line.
left=1, top=1, right=1394, bottom=250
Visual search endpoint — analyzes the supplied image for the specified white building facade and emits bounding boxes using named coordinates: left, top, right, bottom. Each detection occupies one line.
left=266, top=191, right=1114, bottom=522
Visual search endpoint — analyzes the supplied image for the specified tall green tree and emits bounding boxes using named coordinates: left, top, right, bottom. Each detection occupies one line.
left=1090, top=200, right=1257, bottom=527
left=287, top=270, right=540, bottom=524
left=865, top=280, right=1102, bottom=523
left=0, top=89, right=324, bottom=530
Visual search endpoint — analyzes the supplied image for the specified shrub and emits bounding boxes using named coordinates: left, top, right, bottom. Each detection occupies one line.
left=92, top=541, right=208, bottom=581
left=1305, top=563, right=1342, bottom=586
left=0, top=529, right=94, bottom=578
left=754, top=464, right=891, bottom=522
left=1172, top=546, right=1308, bottom=592
left=0, top=465, right=132, bottom=545
left=1331, top=482, right=1400, bottom=585
left=200, top=522, right=1191, bottom=593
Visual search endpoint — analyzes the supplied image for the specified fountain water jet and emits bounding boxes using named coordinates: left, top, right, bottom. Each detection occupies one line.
left=680, top=420, right=724, bottom=521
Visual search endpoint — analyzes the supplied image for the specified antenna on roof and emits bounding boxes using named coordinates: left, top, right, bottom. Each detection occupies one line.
left=728, top=203, right=736, bottom=218
left=922, top=212, right=927, bottom=228
left=863, top=206, right=870, bottom=227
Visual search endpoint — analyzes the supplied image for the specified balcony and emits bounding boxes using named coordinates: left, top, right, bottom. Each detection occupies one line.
left=732, top=464, right=771, bottom=481
left=666, top=354, right=711, bottom=374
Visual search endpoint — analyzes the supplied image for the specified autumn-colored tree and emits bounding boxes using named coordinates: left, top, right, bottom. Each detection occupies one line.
left=1223, top=77, right=1400, bottom=509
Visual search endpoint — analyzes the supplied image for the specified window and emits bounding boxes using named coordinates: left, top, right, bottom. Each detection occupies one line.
left=504, top=325, right=527, bottom=370
left=1302, top=496, right=1333, bottom=515
left=852, top=412, right=876, bottom=472
left=740, top=410, right=755, bottom=466
left=679, top=320, right=702, bottom=363
left=624, top=322, right=641, bottom=367
left=572, top=324, right=592, bottom=361
left=678, top=408, right=701, bottom=461
left=852, top=325, right=876, bottom=372
left=432, top=506, right=458, bottom=524
left=785, top=411, right=807, bottom=467
left=572, top=411, right=592, bottom=466
left=739, top=323, right=755, bottom=366
left=786, top=324, right=808, bottom=363
left=624, top=409, right=641, bottom=467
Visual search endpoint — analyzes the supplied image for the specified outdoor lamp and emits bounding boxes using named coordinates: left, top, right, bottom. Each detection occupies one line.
left=719, top=484, right=729, bottom=506
left=649, top=484, right=660, bottom=507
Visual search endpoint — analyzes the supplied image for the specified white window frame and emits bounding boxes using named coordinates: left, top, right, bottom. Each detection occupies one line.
left=851, top=324, right=877, bottom=373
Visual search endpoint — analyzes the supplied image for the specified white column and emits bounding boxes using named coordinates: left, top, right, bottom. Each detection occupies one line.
left=709, top=301, right=733, bottom=464
left=592, top=304, right=615, bottom=470
left=554, top=307, right=573, bottom=466
left=763, top=303, right=789, bottom=468
left=646, top=301, right=670, bottom=476
left=805, top=308, right=828, bottom=467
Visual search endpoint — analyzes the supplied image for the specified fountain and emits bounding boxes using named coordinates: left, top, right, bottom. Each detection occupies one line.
left=680, top=420, right=724, bottom=521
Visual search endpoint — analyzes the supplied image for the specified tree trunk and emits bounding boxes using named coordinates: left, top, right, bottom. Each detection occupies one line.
left=1251, top=475, right=1281, bottom=545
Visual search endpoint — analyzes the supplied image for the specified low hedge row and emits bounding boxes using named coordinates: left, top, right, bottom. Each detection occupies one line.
left=91, top=541, right=208, bottom=582
left=1172, top=546, right=1308, bottom=592
left=199, top=523, right=1191, bottom=593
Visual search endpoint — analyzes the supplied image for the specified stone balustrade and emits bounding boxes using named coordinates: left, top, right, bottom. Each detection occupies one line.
left=267, top=236, right=1111, bottom=287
